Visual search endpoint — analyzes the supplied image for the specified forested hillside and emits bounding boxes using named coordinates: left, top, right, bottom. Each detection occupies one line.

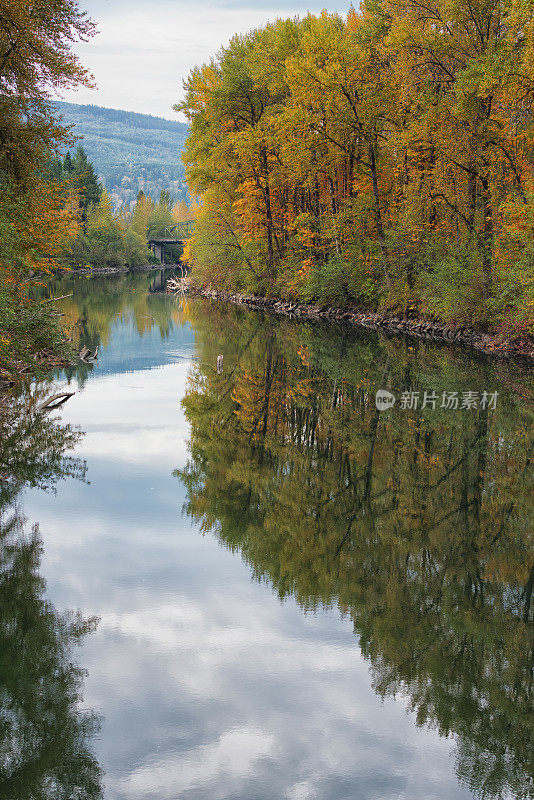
left=44, top=147, right=196, bottom=271
left=54, top=101, right=189, bottom=208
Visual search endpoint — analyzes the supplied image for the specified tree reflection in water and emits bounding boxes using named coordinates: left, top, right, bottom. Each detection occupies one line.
left=0, top=389, right=102, bottom=800
left=42, top=271, right=186, bottom=387
left=177, top=301, right=534, bottom=800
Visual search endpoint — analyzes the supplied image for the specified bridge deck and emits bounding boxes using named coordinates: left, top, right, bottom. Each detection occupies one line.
left=148, top=238, right=185, bottom=245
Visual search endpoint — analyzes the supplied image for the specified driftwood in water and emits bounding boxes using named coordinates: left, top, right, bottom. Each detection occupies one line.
left=167, top=276, right=190, bottom=293
left=42, top=293, right=74, bottom=304
left=79, top=345, right=98, bottom=363
left=38, top=392, right=75, bottom=412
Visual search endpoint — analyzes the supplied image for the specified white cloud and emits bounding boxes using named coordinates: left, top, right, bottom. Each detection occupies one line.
left=57, top=0, right=342, bottom=117
left=286, top=781, right=319, bottom=800
left=122, top=727, right=275, bottom=797
left=88, top=587, right=465, bottom=800
left=56, top=362, right=191, bottom=468
left=97, top=595, right=364, bottom=698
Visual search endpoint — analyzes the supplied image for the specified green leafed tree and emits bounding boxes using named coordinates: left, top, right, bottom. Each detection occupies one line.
left=73, top=145, right=103, bottom=222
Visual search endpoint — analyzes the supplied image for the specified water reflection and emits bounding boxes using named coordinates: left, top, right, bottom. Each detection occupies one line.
left=0, top=390, right=102, bottom=799
left=7, top=280, right=534, bottom=800
left=178, top=301, right=534, bottom=800
left=43, top=270, right=186, bottom=385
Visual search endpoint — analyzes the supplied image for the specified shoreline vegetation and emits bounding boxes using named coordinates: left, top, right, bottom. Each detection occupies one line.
left=173, top=279, right=534, bottom=361
left=178, top=4, right=534, bottom=347
left=0, top=0, right=94, bottom=393
left=0, top=0, right=194, bottom=394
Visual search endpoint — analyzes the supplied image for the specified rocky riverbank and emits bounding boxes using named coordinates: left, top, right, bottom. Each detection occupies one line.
left=72, top=263, right=163, bottom=276
left=175, top=282, right=534, bottom=363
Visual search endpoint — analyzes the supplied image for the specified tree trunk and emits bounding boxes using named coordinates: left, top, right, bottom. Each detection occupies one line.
left=369, top=141, right=390, bottom=289
left=467, top=171, right=477, bottom=232
left=260, top=145, right=276, bottom=281
left=480, top=175, right=493, bottom=298
left=328, top=176, right=340, bottom=256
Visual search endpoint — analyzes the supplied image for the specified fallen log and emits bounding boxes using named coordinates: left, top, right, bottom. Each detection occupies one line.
left=41, top=293, right=74, bottom=304
left=79, top=345, right=98, bottom=363
left=38, top=391, right=75, bottom=412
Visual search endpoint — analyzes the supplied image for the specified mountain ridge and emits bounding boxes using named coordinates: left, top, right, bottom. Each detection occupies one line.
left=53, top=101, right=190, bottom=209
left=55, top=101, right=189, bottom=133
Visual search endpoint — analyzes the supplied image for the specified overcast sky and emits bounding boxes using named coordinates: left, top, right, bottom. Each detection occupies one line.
left=57, top=0, right=347, bottom=120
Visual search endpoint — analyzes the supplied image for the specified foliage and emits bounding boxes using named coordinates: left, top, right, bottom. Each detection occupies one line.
left=0, top=273, right=74, bottom=386
left=67, top=190, right=138, bottom=268
left=0, top=0, right=94, bottom=186
left=0, top=181, right=78, bottom=384
left=60, top=180, right=196, bottom=271
left=0, top=0, right=94, bottom=385
left=178, top=7, right=534, bottom=333
left=0, top=389, right=101, bottom=798
left=176, top=300, right=534, bottom=800
left=72, top=145, right=103, bottom=220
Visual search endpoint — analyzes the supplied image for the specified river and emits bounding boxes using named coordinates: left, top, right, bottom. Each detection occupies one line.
left=1, top=270, right=533, bottom=800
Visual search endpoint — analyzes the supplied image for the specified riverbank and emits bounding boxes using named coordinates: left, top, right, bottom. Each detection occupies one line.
left=72, top=263, right=163, bottom=276
left=176, top=283, right=534, bottom=363
left=0, top=348, right=72, bottom=396
left=0, top=280, right=76, bottom=397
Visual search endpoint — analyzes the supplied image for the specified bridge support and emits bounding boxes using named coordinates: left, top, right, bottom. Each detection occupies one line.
left=150, top=242, right=165, bottom=264
left=148, top=223, right=193, bottom=265
left=148, top=238, right=185, bottom=265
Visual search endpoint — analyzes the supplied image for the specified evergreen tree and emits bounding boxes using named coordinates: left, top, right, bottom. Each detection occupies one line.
left=73, top=145, right=102, bottom=216
left=63, top=151, right=74, bottom=174
left=42, top=155, right=64, bottom=181
left=158, top=189, right=172, bottom=209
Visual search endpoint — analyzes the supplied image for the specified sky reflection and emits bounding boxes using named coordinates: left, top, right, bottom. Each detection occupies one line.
left=24, top=305, right=474, bottom=800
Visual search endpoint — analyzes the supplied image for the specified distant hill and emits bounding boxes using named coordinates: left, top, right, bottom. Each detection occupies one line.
left=54, top=101, right=190, bottom=209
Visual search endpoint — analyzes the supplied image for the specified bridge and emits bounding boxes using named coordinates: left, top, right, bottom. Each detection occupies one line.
left=148, top=221, right=193, bottom=264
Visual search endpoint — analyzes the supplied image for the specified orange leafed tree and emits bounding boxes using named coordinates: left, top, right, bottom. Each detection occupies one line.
left=0, top=0, right=96, bottom=380
left=0, top=0, right=95, bottom=276
left=178, top=4, right=534, bottom=334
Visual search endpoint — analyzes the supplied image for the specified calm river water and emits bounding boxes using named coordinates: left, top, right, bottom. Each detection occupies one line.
left=1, top=271, right=533, bottom=800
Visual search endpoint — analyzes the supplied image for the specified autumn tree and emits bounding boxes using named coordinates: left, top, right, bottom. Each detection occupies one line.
left=0, top=0, right=95, bottom=185
left=179, top=6, right=534, bottom=333
left=385, top=0, right=534, bottom=298
left=0, top=0, right=96, bottom=382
